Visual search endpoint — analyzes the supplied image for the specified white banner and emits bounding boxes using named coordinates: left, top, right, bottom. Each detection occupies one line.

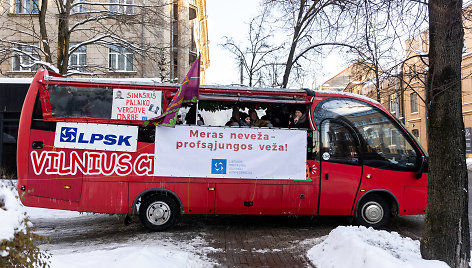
left=154, top=126, right=306, bottom=180
left=111, top=89, right=162, bottom=121
left=54, top=122, right=138, bottom=152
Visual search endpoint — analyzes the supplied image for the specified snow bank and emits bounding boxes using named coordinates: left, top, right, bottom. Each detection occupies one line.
left=49, top=245, right=214, bottom=268
left=23, top=206, right=86, bottom=219
left=466, top=158, right=472, bottom=171
left=307, top=226, right=449, bottom=268
left=0, top=182, right=26, bottom=242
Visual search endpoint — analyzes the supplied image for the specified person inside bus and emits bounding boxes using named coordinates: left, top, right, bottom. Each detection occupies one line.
left=240, top=113, right=251, bottom=127
left=176, top=114, right=183, bottom=125
left=225, top=107, right=243, bottom=126
left=261, top=107, right=282, bottom=127
left=197, top=114, right=205, bottom=126
left=248, top=108, right=272, bottom=127
left=289, top=109, right=308, bottom=128
left=185, top=105, right=205, bottom=125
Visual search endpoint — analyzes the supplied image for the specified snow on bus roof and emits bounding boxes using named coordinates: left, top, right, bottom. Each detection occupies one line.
left=0, top=77, right=33, bottom=84
left=43, top=75, right=176, bottom=87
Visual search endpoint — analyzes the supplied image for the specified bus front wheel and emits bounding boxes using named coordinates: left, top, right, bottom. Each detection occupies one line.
left=138, top=195, right=178, bottom=231
left=355, top=194, right=390, bottom=228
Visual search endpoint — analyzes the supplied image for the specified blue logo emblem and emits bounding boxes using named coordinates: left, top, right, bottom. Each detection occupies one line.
left=211, top=159, right=227, bottom=174
left=60, top=127, right=77, bottom=142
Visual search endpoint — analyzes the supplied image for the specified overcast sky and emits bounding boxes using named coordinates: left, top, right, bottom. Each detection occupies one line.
left=204, top=0, right=346, bottom=88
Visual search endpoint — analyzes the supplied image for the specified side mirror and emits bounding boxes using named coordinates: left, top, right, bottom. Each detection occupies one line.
left=416, top=155, right=426, bottom=179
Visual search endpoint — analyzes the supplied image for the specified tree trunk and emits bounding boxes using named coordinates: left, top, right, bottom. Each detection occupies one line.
left=420, top=1, right=470, bottom=267
left=38, top=0, right=52, bottom=63
left=281, top=0, right=305, bottom=88
left=281, top=37, right=298, bottom=88
left=57, top=11, right=70, bottom=75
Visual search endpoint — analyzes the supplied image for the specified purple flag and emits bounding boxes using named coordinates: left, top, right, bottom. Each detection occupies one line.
left=144, top=57, right=200, bottom=127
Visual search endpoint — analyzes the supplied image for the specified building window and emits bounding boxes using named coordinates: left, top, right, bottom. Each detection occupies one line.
left=14, top=0, right=39, bottom=13
left=412, top=129, right=419, bottom=138
left=69, top=44, right=86, bottom=72
left=109, top=0, right=133, bottom=14
left=12, top=44, right=38, bottom=72
left=389, top=95, right=395, bottom=114
left=410, top=92, right=418, bottom=113
left=71, top=0, right=86, bottom=13
left=109, top=45, right=133, bottom=71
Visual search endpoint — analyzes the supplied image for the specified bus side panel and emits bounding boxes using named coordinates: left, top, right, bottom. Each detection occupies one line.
left=79, top=181, right=128, bottom=214
left=28, top=129, right=83, bottom=202
left=214, top=183, right=282, bottom=215
left=402, top=173, right=428, bottom=215
left=402, top=185, right=427, bottom=215
left=319, top=162, right=363, bottom=215
left=128, top=182, right=216, bottom=215
left=355, top=166, right=424, bottom=216
left=18, top=195, right=80, bottom=211
left=281, top=184, right=318, bottom=215
left=17, top=71, right=46, bottom=199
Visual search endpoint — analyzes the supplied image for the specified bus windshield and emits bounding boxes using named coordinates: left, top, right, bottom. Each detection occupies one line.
left=314, top=97, right=419, bottom=171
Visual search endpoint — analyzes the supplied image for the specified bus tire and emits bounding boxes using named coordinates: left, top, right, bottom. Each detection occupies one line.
left=138, top=195, right=178, bottom=231
left=355, top=194, right=390, bottom=228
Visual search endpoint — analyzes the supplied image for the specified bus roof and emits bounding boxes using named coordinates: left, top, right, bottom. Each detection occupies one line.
left=41, top=75, right=312, bottom=95
left=41, top=75, right=379, bottom=106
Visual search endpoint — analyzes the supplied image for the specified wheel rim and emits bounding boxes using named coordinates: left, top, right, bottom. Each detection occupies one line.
left=146, top=201, right=171, bottom=226
left=361, top=201, right=384, bottom=224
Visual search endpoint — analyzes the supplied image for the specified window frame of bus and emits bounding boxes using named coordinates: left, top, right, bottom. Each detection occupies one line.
left=313, top=97, right=425, bottom=172
left=38, top=81, right=173, bottom=125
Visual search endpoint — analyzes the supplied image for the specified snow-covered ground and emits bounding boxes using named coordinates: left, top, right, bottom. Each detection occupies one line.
left=0, top=180, right=215, bottom=267
left=48, top=242, right=214, bottom=268
left=26, top=206, right=217, bottom=267
left=307, top=226, right=449, bottom=268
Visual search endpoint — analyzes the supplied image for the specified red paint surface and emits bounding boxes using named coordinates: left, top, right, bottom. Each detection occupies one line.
left=319, top=162, right=363, bottom=215
left=17, top=70, right=428, bottom=219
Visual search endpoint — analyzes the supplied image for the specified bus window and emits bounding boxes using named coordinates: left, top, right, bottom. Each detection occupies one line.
left=314, top=97, right=418, bottom=171
left=191, top=100, right=308, bottom=129
left=320, top=120, right=359, bottom=165
left=48, top=85, right=113, bottom=119
left=307, top=130, right=320, bottom=160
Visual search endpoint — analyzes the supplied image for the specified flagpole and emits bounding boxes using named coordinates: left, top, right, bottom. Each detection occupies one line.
left=195, top=55, right=200, bottom=126
left=195, top=100, right=199, bottom=125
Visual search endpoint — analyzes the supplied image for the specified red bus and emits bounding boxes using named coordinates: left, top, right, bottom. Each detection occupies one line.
left=17, top=70, right=428, bottom=231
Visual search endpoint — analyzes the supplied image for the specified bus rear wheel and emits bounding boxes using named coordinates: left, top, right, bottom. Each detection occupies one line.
left=138, top=195, right=178, bottom=231
left=355, top=194, right=390, bottom=229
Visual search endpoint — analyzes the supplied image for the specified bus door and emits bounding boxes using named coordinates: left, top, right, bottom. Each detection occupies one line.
left=27, top=127, right=83, bottom=203
left=318, top=119, right=362, bottom=215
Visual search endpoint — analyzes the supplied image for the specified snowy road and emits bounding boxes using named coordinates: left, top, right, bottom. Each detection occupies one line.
left=28, top=207, right=427, bottom=267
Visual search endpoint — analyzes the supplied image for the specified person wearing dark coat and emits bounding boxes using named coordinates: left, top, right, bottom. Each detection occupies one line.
left=289, top=109, right=308, bottom=128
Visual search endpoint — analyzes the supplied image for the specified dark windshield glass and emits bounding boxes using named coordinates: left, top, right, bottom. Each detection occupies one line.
left=48, top=85, right=113, bottom=118
left=314, top=97, right=418, bottom=171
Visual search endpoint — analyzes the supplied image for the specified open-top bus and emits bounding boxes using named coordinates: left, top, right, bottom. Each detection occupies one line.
left=17, top=70, right=428, bottom=230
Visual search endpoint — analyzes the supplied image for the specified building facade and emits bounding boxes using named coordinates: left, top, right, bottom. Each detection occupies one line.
left=0, top=0, right=209, bottom=82
left=320, top=28, right=472, bottom=157
left=0, top=0, right=209, bottom=175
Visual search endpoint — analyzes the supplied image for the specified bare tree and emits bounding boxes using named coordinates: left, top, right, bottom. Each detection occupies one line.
left=0, top=0, right=173, bottom=76
left=222, top=9, right=283, bottom=87
left=266, top=0, right=352, bottom=88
